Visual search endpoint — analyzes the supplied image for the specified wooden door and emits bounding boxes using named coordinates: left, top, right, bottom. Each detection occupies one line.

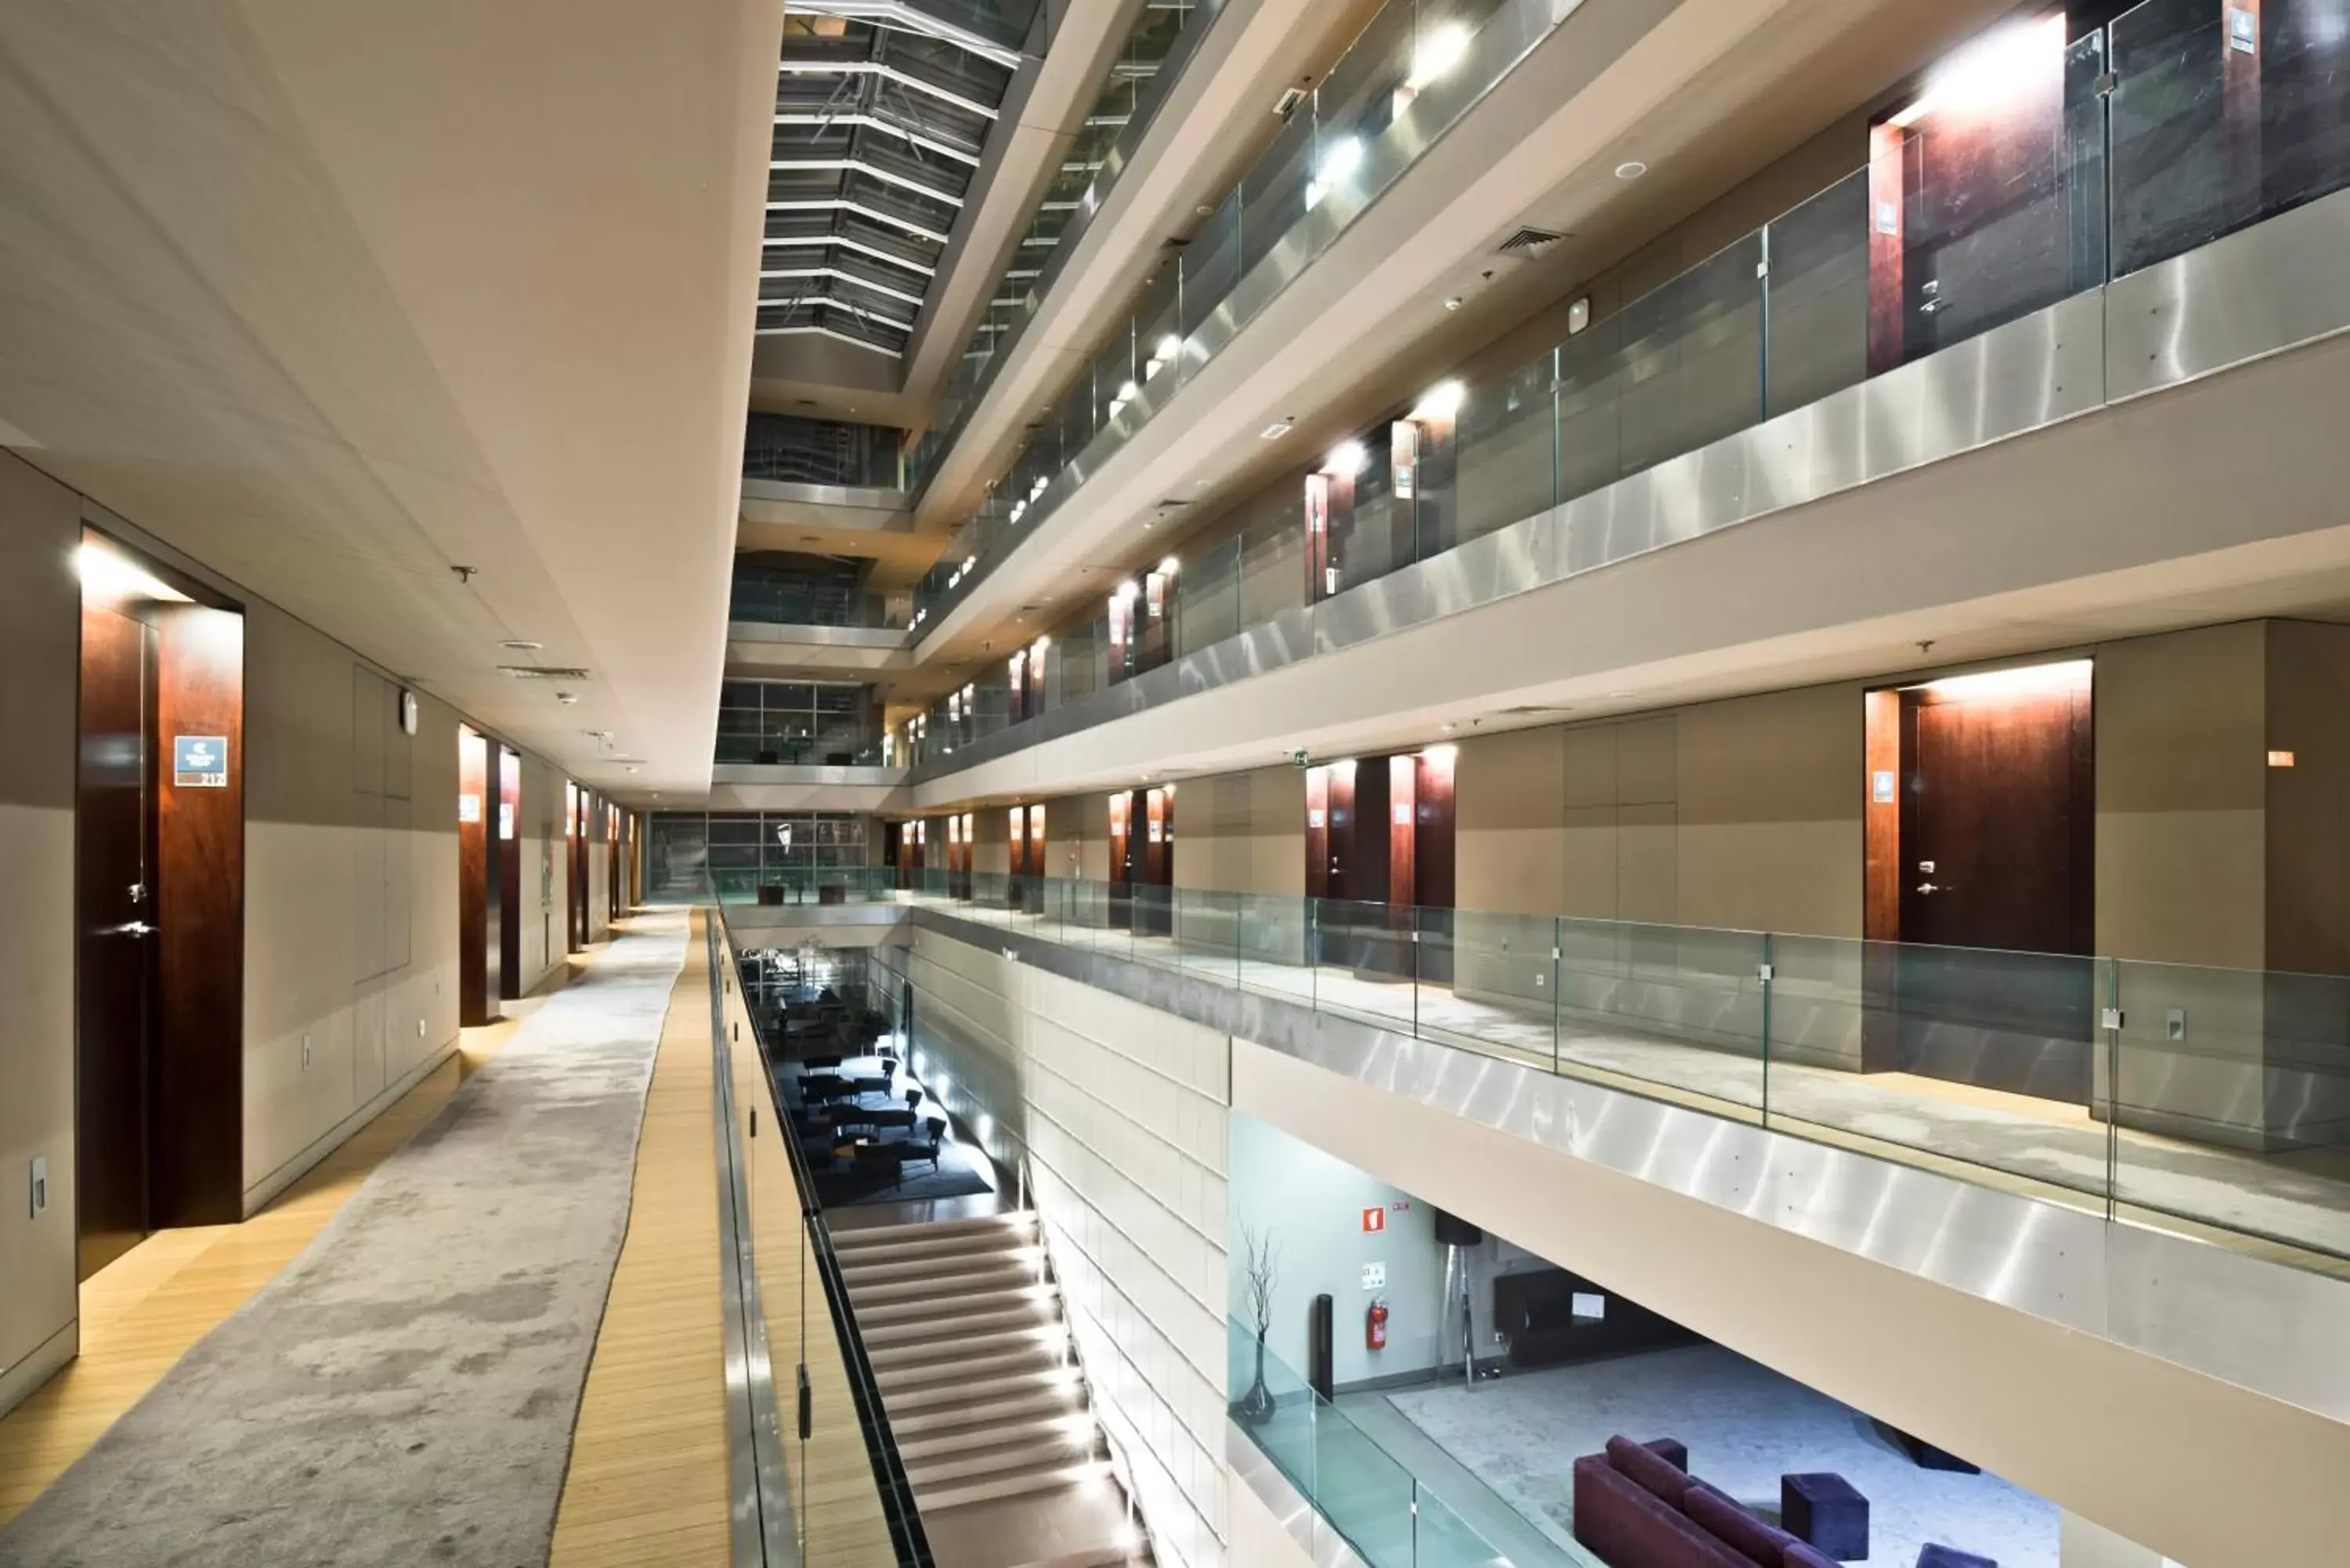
left=76, top=606, right=155, bottom=1279
left=1900, top=683, right=2091, bottom=954
left=1894, top=674, right=2094, bottom=1101
left=458, top=732, right=494, bottom=1025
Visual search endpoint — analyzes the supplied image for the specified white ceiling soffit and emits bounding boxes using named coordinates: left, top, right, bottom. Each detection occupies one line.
left=0, top=0, right=780, bottom=800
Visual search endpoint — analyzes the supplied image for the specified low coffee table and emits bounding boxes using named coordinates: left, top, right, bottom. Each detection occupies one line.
left=1781, top=1472, right=1868, bottom=1561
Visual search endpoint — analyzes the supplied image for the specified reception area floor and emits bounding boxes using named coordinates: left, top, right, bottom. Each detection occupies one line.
left=1383, top=1346, right=2060, bottom=1568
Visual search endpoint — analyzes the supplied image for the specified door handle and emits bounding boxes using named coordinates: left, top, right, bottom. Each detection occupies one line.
left=1915, top=883, right=1940, bottom=895
left=103, top=920, right=155, bottom=937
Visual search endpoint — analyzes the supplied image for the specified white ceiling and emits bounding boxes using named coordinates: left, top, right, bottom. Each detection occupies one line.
left=0, top=0, right=783, bottom=801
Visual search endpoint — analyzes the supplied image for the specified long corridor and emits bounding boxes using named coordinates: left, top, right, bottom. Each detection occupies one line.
left=0, top=917, right=696, bottom=1568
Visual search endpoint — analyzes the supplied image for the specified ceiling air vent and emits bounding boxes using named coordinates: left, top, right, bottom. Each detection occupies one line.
left=1495, top=226, right=1567, bottom=260
left=1497, top=704, right=1573, bottom=716
left=1273, top=86, right=1308, bottom=121
left=499, top=664, right=591, bottom=680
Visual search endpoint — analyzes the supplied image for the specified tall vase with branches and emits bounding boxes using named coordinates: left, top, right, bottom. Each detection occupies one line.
left=1236, top=1226, right=1280, bottom=1425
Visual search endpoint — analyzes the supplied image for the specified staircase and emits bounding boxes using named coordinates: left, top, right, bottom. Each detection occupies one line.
left=831, top=1209, right=1152, bottom=1568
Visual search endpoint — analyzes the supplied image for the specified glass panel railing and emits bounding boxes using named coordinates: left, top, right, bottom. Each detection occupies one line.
left=902, top=1, right=2350, bottom=779
left=713, top=912, right=932, bottom=1565
left=2110, top=956, right=2350, bottom=1258
left=898, top=875, right=2350, bottom=1277
left=910, top=0, right=1213, bottom=491
left=909, top=0, right=1554, bottom=629
left=728, top=580, right=910, bottom=631
left=1226, top=1318, right=1506, bottom=1568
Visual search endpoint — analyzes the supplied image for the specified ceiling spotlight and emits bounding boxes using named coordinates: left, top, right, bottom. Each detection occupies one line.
left=1444, top=296, right=1463, bottom=312
left=1614, top=160, right=1649, bottom=180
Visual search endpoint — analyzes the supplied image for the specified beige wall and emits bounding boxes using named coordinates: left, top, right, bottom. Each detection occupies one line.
left=1042, top=792, right=1111, bottom=882
left=0, top=454, right=81, bottom=1410
left=2095, top=621, right=2267, bottom=970
left=2263, top=620, right=2350, bottom=974
left=1171, top=766, right=1303, bottom=896
left=1459, top=682, right=1861, bottom=936
left=242, top=606, right=464, bottom=1208
left=971, top=801, right=1010, bottom=877
left=518, top=754, right=568, bottom=991
left=904, top=928, right=1230, bottom=1568
left=0, top=448, right=580, bottom=1416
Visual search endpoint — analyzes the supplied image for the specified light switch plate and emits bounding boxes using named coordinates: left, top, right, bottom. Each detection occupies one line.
left=30, top=1156, right=47, bottom=1219
left=417, top=1017, right=427, bottom=1038
left=302, top=1033, right=313, bottom=1069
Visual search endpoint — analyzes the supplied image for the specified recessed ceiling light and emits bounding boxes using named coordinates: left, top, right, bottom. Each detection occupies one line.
left=1614, top=160, right=1648, bottom=180
left=1444, top=296, right=1463, bottom=311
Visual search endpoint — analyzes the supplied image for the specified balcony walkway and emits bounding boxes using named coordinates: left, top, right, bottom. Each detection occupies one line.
left=0, top=916, right=729, bottom=1568
left=902, top=894, right=2350, bottom=1279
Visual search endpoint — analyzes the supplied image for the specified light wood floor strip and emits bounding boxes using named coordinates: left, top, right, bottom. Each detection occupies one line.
left=0, top=996, right=542, bottom=1526
left=549, top=913, right=731, bottom=1567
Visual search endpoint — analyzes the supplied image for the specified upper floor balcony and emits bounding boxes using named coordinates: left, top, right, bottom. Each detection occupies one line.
left=894, top=0, right=2350, bottom=782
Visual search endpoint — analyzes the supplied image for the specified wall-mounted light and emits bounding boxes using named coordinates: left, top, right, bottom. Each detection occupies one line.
left=1157, top=556, right=1180, bottom=577
left=1909, top=659, right=2092, bottom=702
left=2269, top=750, right=2298, bottom=768
left=1889, top=14, right=2067, bottom=128
left=77, top=540, right=190, bottom=604
left=1412, top=380, right=1466, bottom=421
left=1306, top=137, right=1363, bottom=208
left=1405, top=23, right=1470, bottom=90
left=1323, top=439, right=1368, bottom=475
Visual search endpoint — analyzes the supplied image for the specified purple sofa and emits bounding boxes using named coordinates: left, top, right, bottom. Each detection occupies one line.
left=1572, top=1436, right=1840, bottom=1568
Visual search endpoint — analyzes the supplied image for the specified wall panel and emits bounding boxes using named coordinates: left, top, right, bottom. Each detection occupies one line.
left=0, top=453, right=82, bottom=1411
left=902, top=929, right=1231, bottom=1568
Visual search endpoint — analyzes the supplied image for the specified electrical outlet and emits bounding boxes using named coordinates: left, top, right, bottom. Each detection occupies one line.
left=30, top=1157, right=48, bottom=1219
left=2167, top=1007, right=2187, bottom=1042
left=1535, top=973, right=1546, bottom=987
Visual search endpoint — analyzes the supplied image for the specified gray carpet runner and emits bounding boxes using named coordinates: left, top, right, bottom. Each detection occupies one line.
left=0, top=913, right=689, bottom=1568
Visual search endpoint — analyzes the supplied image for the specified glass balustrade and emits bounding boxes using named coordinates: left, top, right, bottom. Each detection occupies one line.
left=1224, top=1320, right=1506, bottom=1568
left=711, top=912, right=936, bottom=1564
left=910, top=0, right=1214, bottom=493
left=900, top=0, right=2350, bottom=753
left=909, top=0, right=1528, bottom=618
left=845, top=869, right=2350, bottom=1277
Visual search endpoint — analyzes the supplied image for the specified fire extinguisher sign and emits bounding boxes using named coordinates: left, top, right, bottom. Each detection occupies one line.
left=1361, top=1206, right=1385, bottom=1233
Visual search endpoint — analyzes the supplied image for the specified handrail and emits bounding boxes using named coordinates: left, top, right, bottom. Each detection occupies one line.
left=888, top=870, right=2350, bottom=1281
left=716, top=909, right=938, bottom=1567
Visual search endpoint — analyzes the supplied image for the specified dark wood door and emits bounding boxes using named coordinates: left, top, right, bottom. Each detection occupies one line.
left=1896, top=678, right=2094, bottom=1102
left=457, top=732, right=494, bottom=1026
left=1900, top=684, right=2091, bottom=954
left=76, top=606, right=156, bottom=1280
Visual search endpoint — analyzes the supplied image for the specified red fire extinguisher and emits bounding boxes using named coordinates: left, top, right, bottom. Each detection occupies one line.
left=1367, top=1297, right=1390, bottom=1352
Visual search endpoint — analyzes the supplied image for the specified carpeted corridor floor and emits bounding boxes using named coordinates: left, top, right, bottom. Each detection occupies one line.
left=0, top=915, right=688, bottom=1568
